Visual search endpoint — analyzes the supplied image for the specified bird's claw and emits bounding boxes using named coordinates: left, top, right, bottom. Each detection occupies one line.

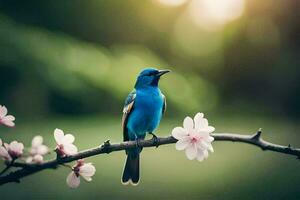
left=135, top=139, right=141, bottom=148
left=150, top=133, right=159, bottom=148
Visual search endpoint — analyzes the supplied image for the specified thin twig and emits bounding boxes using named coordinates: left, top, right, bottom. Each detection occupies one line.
left=0, top=159, right=15, bottom=176
left=0, top=130, right=299, bottom=186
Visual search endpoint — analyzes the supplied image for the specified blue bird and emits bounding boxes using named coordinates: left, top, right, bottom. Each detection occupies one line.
left=121, top=68, right=170, bottom=185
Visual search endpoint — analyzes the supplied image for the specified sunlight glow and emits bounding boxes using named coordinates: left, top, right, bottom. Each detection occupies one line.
left=188, top=0, right=245, bottom=31
left=156, top=0, right=188, bottom=7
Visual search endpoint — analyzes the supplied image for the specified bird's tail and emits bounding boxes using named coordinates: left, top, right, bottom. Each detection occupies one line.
left=121, top=153, right=140, bottom=185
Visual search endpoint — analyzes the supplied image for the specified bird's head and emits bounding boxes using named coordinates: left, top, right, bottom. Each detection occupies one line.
left=134, top=68, right=171, bottom=89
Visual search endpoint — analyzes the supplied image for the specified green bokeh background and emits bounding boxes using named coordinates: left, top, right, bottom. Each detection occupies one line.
left=0, top=0, right=300, bottom=199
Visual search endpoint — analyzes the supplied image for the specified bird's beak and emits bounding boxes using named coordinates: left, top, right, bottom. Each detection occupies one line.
left=157, top=69, right=171, bottom=76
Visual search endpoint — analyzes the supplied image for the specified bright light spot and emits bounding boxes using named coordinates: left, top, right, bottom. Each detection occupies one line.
left=188, top=0, right=245, bottom=31
left=171, top=13, right=224, bottom=68
left=156, top=0, right=188, bottom=7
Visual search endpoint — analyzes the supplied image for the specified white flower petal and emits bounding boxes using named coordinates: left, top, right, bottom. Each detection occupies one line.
left=0, top=139, right=2, bottom=146
left=63, top=134, right=75, bottom=144
left=82, top=176, right=92, bottom=182
left=199, top=118, right=209, bottom=128
left=194, top=112, right=204, bottom=130
left=32, top=136, right=43, bottom=147
left=63, top=144, right=78, bottom=155
left=30, top=135, right=49, bottom=156
left=195, top=112, right=204, bottom=118
left=203, top=149, right=209, bottom=159
left=26, top=156, right=33, bottom=163
left=33, top=154, right=43, bottom=163
left=206, top=143, right=214, bottom=153
left=200, top=141, right=209, bottom=149
left=0, top=105, right=8, bottom=118
left=203, top=126, right=215, bottom=133
left=30, top=148, right=38, bottom=155
left=183, top=116, right=194, bottom=131
left=1, top=115, right=15, bottom=127
left=196, top=150, right=205, bottom=162
left=185, top=145, right=197, bottom=160
left=208, top=136, right=214, bottom=142
left=2, top=115, right=15, bottom=121
left=1, top=120, right=15, bottom=128
left=198, top=128, right=215, bottom=136
left=199, top=140, right=213, bottom=152
left=0, top=146, right=11, bottom=161
left=9, top=141, right=24, bottom=154
left=54, top=129, right=64, bottom=144
left=79, top=163, right=96, bottom=179
left=175, top=139, right=189, bottom=150
left=36, top=145, right=49, bottom=155
left=172, top=127, right=188, bottom=139
left=66, top=172, right=80, bottom=188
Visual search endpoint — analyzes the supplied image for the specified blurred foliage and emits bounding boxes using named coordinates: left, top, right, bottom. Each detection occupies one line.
left=0, top=0, right=299, bottom=118
left=0, top=14, right=216, bottom=116
left=0, top=15, right=216, bottom=116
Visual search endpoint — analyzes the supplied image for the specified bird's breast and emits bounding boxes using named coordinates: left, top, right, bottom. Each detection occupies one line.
left=127, top=90, right=164, bottom=136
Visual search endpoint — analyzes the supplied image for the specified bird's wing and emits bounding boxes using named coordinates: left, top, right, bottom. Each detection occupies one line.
left=122, top=90, right=136, bottom=141
left=162, top=94, right=167, bottom=115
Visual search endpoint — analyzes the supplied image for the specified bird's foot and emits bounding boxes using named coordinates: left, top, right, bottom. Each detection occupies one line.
left=149, top=132, right=159, bottom=148
left=135, top=138, right=141, bottom=148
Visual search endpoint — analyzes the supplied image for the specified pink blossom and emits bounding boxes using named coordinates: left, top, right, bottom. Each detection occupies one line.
left=26, top=136, right=49, bottom=163
left=172, top=113, right=215, bottom=161
left=66, top=159, right=96, bottom=188
left=54, top=129, right=78, bottom=156
left=0, top=105, right=15, bottom=128
left=0, top=139, right=11, bottom=161
left=0, top=140, right=24, bottom=161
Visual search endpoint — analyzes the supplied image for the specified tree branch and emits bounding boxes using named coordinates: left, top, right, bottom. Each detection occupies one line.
left=0, top=159, right=15, bottom=176
left=0, top=130, right=299, bottom=186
